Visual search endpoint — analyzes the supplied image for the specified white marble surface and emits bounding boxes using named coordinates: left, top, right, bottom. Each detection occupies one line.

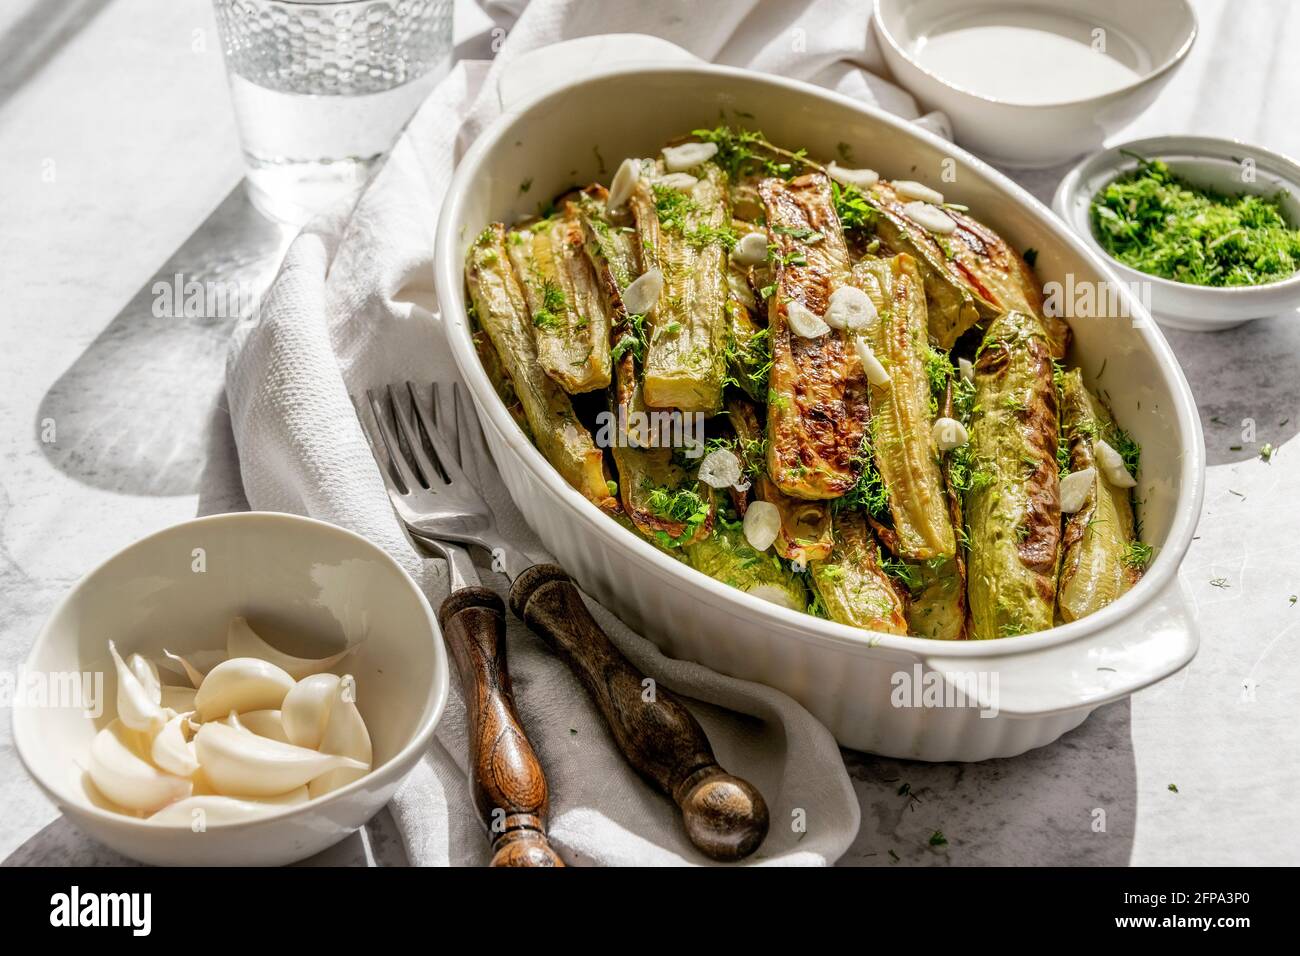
left=2, top=0, right=1298, bottom=866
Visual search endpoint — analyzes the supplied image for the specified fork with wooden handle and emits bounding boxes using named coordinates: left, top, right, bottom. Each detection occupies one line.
left=357, top=382, right=770, bottom=862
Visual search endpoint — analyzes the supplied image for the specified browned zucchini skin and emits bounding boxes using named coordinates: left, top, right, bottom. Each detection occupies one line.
left=760, top=172, right=869, bottom=500
left=809, top=511, right=909, bottom=634
left=472, top=329, right=530, bottom=439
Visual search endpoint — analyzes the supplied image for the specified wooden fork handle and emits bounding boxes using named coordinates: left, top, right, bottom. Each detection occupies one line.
left=509, top=565, right=769, bottom=862
left=437, top=587, right=563, bottom=867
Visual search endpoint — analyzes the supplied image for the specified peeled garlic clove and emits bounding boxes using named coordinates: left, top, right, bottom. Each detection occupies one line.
left=162, top=648, right=207, bottom=689
left=959, top=357, right=975, bottom=383
left=824, top=285, right=878, bottom=332
left=194, top=657, right=294, bottom=721
left=697, top=448, right=744, bottom=490
left=227, top=617, right=350, bottom=681
left=1094, top=439, right=1137, bottom=488
left=786, top=301, right=830, bottom=338
left=662, top=140, right=718, bottom=172
left=932, top=416, right=970, bottom=451
left=194, top=722, right=366, bottom=797
left=622, top=267, right=663, bottom=316
left=160, top=685, right=197, bottom=713
left=229, top=708, right=291, bottom=743
left=147, top=789, right=308, bottom=828
left=852, top=335, right=892, bottom=387
left=902, top=201, right=957, bottom=236
left=743, top=500, right=781, bottom=553
left=128, top=654, right=161, bottom=704
left=730, top=231, right=769, bottom=267
left=88, top=719, right=192, bottom=813
left=1060, top=467, right=1097, bottom=514
left=826, top=161, right=879, bottom=190
left=606, top=157, right=640, bottom=212
left=893, top=180, right=944, bottom=204
left=309, top=677, right=373, bottom=798
left=656, top=172, right=698, bottom=191
left=152, top=711, right=200, bottom=777
left=108, top=641, right=165, bottom=733
left=281, top=673, right=342, bottom=750
left=745, top=583, right=802, bottom=610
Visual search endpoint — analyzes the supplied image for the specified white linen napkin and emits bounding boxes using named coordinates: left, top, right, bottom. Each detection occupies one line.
left=226, top=0, right=922, bottom=866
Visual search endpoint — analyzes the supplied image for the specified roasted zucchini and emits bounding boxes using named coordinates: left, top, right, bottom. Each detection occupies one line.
left=465, top=225, right=614, bottom=509
left=964, top=310, right=1061, bottom=639
left=506, top=207, right=611, bottom=394
left=686, top=515, right=808, bottom=611
left=809, top=512, right=909, bottom=634
left=761, top=172, right=870, bottom=500
left=852, top=255, right=956, bottom=560
left=628, top=160, right=730, bottom=413
left=471, top=329, right=530, bottom=439
left=1056, top=370, right=1141, bottom=622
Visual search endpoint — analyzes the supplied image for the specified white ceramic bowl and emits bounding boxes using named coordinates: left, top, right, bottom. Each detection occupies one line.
left=12, top=512, right=448, bottom=866
left=1053, top=135, right=1300, bottom=331
left=434, top=64, right=1206, bottom=761
left=873, top=0, right=1197, bottom=168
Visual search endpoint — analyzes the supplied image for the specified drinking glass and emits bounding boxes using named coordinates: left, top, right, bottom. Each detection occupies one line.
left=211, top=0, right=453, bottom=224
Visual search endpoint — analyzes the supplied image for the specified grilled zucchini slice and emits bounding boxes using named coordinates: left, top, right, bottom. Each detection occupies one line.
left=1056, top=370, right=1141, bottom=622
left=686, top=516, right=808, bottom=611
left=809, top=511, right=909, bottom=633
left=465, top=225, right=614, bottom=509
left=471, top=329, right=530, bottom=439
left=506, top=206, right=611, bottom=394
left=965, top=310, right=1062, bottom=639
left=578, top=186, right=715, bottom=547
left=852, top=255, right=956, bottom=560
left=728, top=397, right=832, bottom=562
left=628, top=160, right=731, bottom=413
left=761, top=172, right=870, bottom=500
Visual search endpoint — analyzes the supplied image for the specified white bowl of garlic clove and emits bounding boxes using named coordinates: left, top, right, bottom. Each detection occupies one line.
left=12, top=512, right=448, bottom=866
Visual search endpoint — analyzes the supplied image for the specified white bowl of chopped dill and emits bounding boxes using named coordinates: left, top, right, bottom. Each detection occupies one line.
left=1054, top=135, right=1300, bottom=331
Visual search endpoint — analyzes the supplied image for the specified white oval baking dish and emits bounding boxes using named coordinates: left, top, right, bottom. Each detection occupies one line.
left=434, top=64, right=1206, bottom=761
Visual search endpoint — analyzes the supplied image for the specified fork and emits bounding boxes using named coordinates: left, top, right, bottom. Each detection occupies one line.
left=356, top=382, right=770, bottom=862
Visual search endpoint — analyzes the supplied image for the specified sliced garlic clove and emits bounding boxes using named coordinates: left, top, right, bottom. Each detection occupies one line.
left=662, top=140, right=719, bottom=172
left=697, top=448, right=744, bottom=490
left=108, top=641, right=165, bottom=733
left=730, top=231, right=769, bottom=267
left=893, top=180, right=944, bottom=204
left=959, top=357, right=975, bottom=383
left=621, top=267, right=663, bottom=316
left=606, top=157, right=641, bottom=212
left=1059, top=467, right=1097, bottom=514
left=228, top=708, right=291, bottom=743
left=1094, top=439, right=1137, bottom=488
left=902, top=201, right=957, bottom=235
left=194, top=721, right=367, bottom=797
left=88, top=719, right=192, bottom=814
left=152, top=711, right=200, bottom=777
left=826, top=161, right=879, bottom=190
left=743, top=500, right=781, bottom=553
left=193, top=657, right=294, bottom=721
left=824, top=285, right=878, bottom=332
left=727, top=271, right=756, bottom=310
left=308, top=676, right=374, bottom=798
left=656, top=172, right=698, bottom=192
left=128, top=654, right=161, bottom=704
left=786, top=301, right=831, bottom=338
left=932, top=416, right=970, bottom=451
left=852, top=335, right=892, bottom=387
left=281, top=673, right=342, bottom=750
left=227, top=617, right=351, bottom=681
left=162, top=648, right=207, bottom=689
left=745, top=583, right=801, bottom=610
left=160, top=684, right=197, bottom=713
left=147, top=789, right=308, bottom=827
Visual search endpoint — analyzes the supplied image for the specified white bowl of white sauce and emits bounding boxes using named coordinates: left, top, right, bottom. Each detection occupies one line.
left=873, top=0, right=1197, bottom=168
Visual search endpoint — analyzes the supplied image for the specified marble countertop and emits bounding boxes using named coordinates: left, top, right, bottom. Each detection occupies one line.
left=2, top=0, right=1297, bottom=867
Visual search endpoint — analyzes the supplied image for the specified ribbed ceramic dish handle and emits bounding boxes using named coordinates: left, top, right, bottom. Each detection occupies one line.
left=509, top=564, right=769, bottom=862
left=438, top=588, right=564, bottom=867
left=924, top=576, right=1200, bottom=718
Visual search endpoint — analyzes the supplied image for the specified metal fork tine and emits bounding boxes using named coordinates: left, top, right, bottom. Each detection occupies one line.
left=352, top=393, right=401, bottom=493
left=365, top=388, right=422, bottom=494
left=409, top=382, right=466, bottom=482
left=388, top=384, right=446, bottom=489
left=431, top=383, right=461, bottom=469
left=453, top=383, right=492, bottom=485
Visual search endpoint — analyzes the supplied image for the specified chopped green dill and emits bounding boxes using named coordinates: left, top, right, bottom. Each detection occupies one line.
left=610, top=312, right=649, bottom=364
left=1091, top=156, right=1300, bottom=287
left=878, top=549, right=921, bottom=592
left=1123, top=540, right=1153, bottom=569
left=1209, top=576, right=1230, bottom=589
left=1260, top=442, right=1275, bottom=462
left=832, top=181, right=876, bottom=232
left=1167, top=783, right=1179, bottom=793
left=836, top=141, right=853, bottom=163
left=518, top=178, right=533, bottom=194
left=836, top=432, right=890, bottom=519
left=724, top=325, right=772, bottom=397
left=644, top=483, right=711, bottom=549
left=606, top=479, right=619, bottom=497
left=531, top=277, right=567, bottom=330
left=928, top=830, right=948, bottom=847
